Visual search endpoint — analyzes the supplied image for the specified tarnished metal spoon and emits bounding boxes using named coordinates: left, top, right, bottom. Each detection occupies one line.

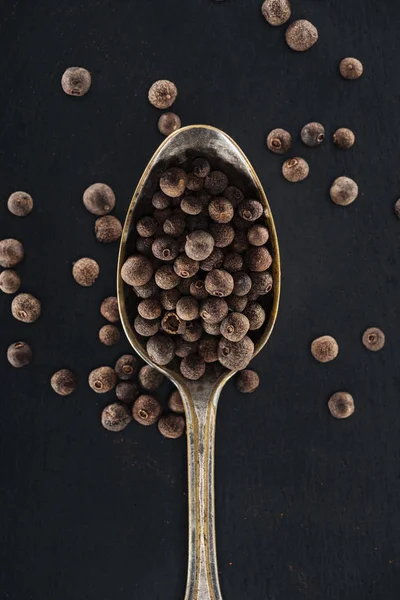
left=117, top=125, right=281, bottom=600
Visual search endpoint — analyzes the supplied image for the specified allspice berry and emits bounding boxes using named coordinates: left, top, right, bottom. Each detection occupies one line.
left=282, top=157, right=309, bottom=182
left=174, top=254, right=199, bottom=278
left=176, top=297, right=199, bottom=321
left=204, top=171, right=228, bottom=195
left=121, top=255, right=153, bottom=286
left=153, top=207, right=173, bottom=224
left=209, top=197, right=234, bottom=223
left=330, top=176, right=358, bottom=206
left=133, top=278, right=158, bottom=298
left=115, top=354, right=137, bottom=380
left=0, top=238, right=24, bottom=268
left=236, top=370, right=260, bottom=393
left=116, top=381, right=139, bottom=404
left=339, top=57, right=363, bottom=80
left=244, top=302, right=266, bottom=330
left=158, top=112, right=181, bottom=135
left=200, top=248, right=224, bottom=271
left=152, top=236, right=179, bottom=261
left=227, top=294, right=248, bottom=312
left=95, top=215, right=122, bottom=243
left=190, top=279, right=209, bottom=300
left=333, top=128, right=355, bottom=149
left=245, top=247, right=272, bottom=272
left=311, top=335, right=339, bottom=363
left=50, top=369, right=77, bottom=395
left=161, top=311, right=186, bottom=335
left=192, top=157, right=211, bottom=179
left=203, top=321, right=222, bottom=336
left=186, top=172, right=204, bottom=192
left=138, top=365, right=164, bottom=391
left=180, top=354, right=206, bottom=380
left=152, top=191, right=171, bottom=210
left=163, top=214, right=186, bottom=237
left=248, top=225, right=269, bottom=246
left=218, top=336, right=254, bottom=370
left=161, top=288, right=181, bottom=310
left=11, top=293, right=41, bottom=323
left=238, top=199, right=264, bottom=222
left=7, top=342, right=32, bottom=368
left=147, top=333, right=175, bottom=365
left=301, top=122, right=325, bottom=147
left=0, top=270, right=21, bottom=294
left=137, top=238, right=154, bottom=256
left=285, top=19, right=318, bottom=52
left=73, top=257, right=100, bottom=286
left=134, top=315, right=160, bottom=337
left=220, top=312, right=250, bottom=342
left=137, top=216, right=158, bottom=238
left=99, top=324, right=120, bottom=346
left=223, top=252, right=243, bottom=273
left=362, top=327, right=385, bottom=352
left=155, top=265, right=180, bottom=290
left=169, top=390, right=184, bottom=413
left=83, top=183, right=115, bottom=215
left=160, top=168, right=187, bottom=197
left=266, top=128, right=292, bottom=154
left=230, top=230, right=249, bottom=253
left=209, top=223, right=235, bottom=248
left=261, top=0, right=291, bottom=26
left=185, top=231, right=215, bottom=261
left=148, top=80, right=178, bottom=109
left=328, top=392, right=355, bottom=419
left=61, top=66, right=91, bottom=96
left=158, top=414, right=185, bottom=439
left=100, top=296, right=119, bottom=323
left=175, top=337, right=198, bottom=357
left=101, top=402, right=132, bottom=432
left=133, top=395, right=162, bottom=426
left=250, top=271, right=273, bottom=295
left=205, top=269, right=234, bottom=297
left=89, top=366, right=117, bottom=393
left=181, top=196, right=203, bottom=215
left=7, top=191, right=33, bottom=216
left=200, top=297, right=229, bottom=324
left=223, top=185, right=244, bottom=207
left=138, top=298, right=162, bottom=320
left=198, top=337, right=219, bottom=363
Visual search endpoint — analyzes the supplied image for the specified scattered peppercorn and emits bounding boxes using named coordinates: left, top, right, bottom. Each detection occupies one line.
left=95, top=215, right=122, bottom=243
left=160, top=168, right=187, bottom=197
left=330, top=176, right=358, bottom=206
left=61, top=66, right=91, bottom=96
left=83, top=183, right=115, bottom=215
left=100, top=296, right=119, bottom=323
left=285, top=19, right=318, bottom=52
left=209, top=223, right=235, bottom=248
left=339, top=57, right=363, bottom=80
left=236, top=370, right=260, bottom=393
left=227, top=294, right=248, bottom=312
left=223, top=252, right=243, bottom=273
left=180, top=354, right=206, bottom=380
left=328, top=392, right=355, bottom=419
left=89, top=366, right=117, bottom=393
left=163, top=214, right=186, bottom=237
left=51, top=369, right=77, bottom=395
left=99, top=324, right=120, bottom=346
left=205, top=269, right=234, bottom=297
left=218, top=336, right=254, bottom=370
left=0, top=238, right=24, bottom=268
left=158, top=414, right=185, bottom=439
left=116, top=381, right=139, bottom=404
left=72, top=257, right=100, bottom=286
left=333, top=128, right=355, bottom=149
left=102, top=402, right=132, bottom=432
left=175, top=337, right=198, bottom=357
left=301, top=122, right=325, bottom=147
left=204, top=171, right=228, bottom=195
left=244, top=302, right=266, bottom=330
left=7, top=191, right=33, bottom=216
left=261, top=0, right=291, bottom=26
left=200, top=297, right=228, bottom=324
left=311, top=335, right=339, bottom=363
left=134, top=315, right=160, bottom=337
left=0, top=270, right=21, bottom=294
left=362, top=327, right=385, bottom=352
left=282, top=157, right=309, bottom=182
left=11, top=293, right=41, bottom=323
left=147, top=333, right=175, bottom=365
left=138, top=364, right=165, bottom=391
left=209, top=197, right=234, bottom=223
left=185, top=231, right=215, bottom=261
left=250, top=271, right=273, bottom=295
left=7, top=341, right=32, bottom=368
left=247, top=225, right=269, bottom=246
left=193, top=157, right=210, bottom=178
left=182, top=320, right=203, bottom=342
left=133, top=278, right=158, bottom=298
left=168, top=390, right=184, bottom=413
left=395, top=199, right=400, bottom=219
left=174, top=254, right=199, bottom=278
left=266, top=128, right=292, bottom=154
left=121, top=255, right=153, bottom=286
left=133, top=394, right=162, bottom=426
left=115, top=354, right=137, bottom=380
left=152, top=191, right=171, bottom=210
left=158, top=112, right=181, bottom=135
left=148, top=80, right=178, bottom=109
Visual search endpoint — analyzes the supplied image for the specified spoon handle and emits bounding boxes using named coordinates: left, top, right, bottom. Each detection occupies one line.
left=183, top=387, right=223, bottom=600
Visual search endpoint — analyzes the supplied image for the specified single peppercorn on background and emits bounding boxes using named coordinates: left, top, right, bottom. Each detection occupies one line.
left=1, top=1, right=400, bottom=599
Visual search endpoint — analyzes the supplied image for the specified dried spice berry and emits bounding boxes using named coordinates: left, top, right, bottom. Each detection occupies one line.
left=11, top=293, right=41, bottom=323
left=7, top=341, right=32, bottom=368
left=200, top=248, right=224, bottom=272
left=247, top=225, right=269, bottom=246
left=100, top=296, right=119, bottom=323
left=133, top=395, right=162, bottom=426
left=137, top=216, right=158, bottom=238
left=161, top=311, right=186, bottom=335
left=227, top=294, right=248, bottom=312
left=209, top=223, right=235, bottom=248
left=148, top=80, right=178, bottom=109
left=115, top=354, right=137, bottom=380
left=232, top=272, right=252, bottom=296
left=153, top=207, right=173, bottom=224
left=285, top=19, right=318, bottom=52
left=362, top=327, right=385, bottom=352
left=192, top=157, right=211, bottom=178
left=95, top=215, right=122, bottom=243
left=50, top=369, right=76, bottom=395
left=169, top=390, right=184, bottom=413
left=116, top=381, right=139, bottom=404
left=174, top=254, right=199, bottom=278
left=185, top=231, right=215, bottom=261
left=198, top=337, right=219, bottom=363
left=181, top=196, right=203, bottom=215
left=209, top=197, right=234, bottom=223
left=158, top=112, right=181, bottom=135
left=205, top=269, right=234, bottom=297
left=238, top=199, right=264, bottom=222
left=339, top=57, right=363, bottom=80
left=395, top=199, right=400, bottom=219
left=175, top=296, right=199, bottom=322
left=204, top=171, right=228, bottom=195
left=7, top=191, right=33, bottom=216
left=229, top=230, right=249, bottom=254
left=186, top=173, right=204, bottom=192
left=328, top=392, right=355, bottom=419
left=72, top=257, right=99, bottom=286
left=282, top=157, right=309, bottom=182
left=0, top=238, right=24, bottom=268
left=155, top=265, right=180, bottom=290
left=203, top=321, right=222, bottom=336
left=247, top=289, right=260, bottom=302
left=261, top=0, right=291, bottom=26
left=161, top=288, right=181, bottom=310
left=182, top=320, right=203, bottom=342
left=223, top=186, right=244, bottom=207
left=236, top=370, right=260, bottom=393
left=160, top=168, right=187, bottom=197
left=330, top=176, right=358, bottom=206
left=83, top=183, right=115, bottom=215
left=232, top=214, right=252, bottom=232
left=147, top=333, right=175, bottom=365
left=245, top=246, right=273, bottom=272
left=152, top=191, right=171, bottom=210
left=175, top=338, right=198, bottom=357
left=266, top=128, right=292, bottom=154
left=178, top=276, right=196, bottom=295
left=134, top=315, right=160, bottom=337
left=152, top=236, right=179, bottom=261
left=200, top=297, right=229, bottom=324
left=190, top=279, right=209, bottom=300
left=244, top=302, right=266, bottom=330
left=218, top=336, right=254, bottom=370
left=99, top=324, right=120, bottom=346
left=89, top=366, right=117, bottom=393
left=102, top=402, right=132, bottom=432
left=220, top=312, right=250, bottom=342
left=158, top=414, right=185, bottom=439
left=180, top=354, right=206, bottom=380
left=121, top=255, right=153, bottom=286
left=223, top=252, right=243, bottom=273
left=333, top=128, right=355, bottom=149
left=163, top=214, right=186, bottom=237
left=301, top=122, right=325, bottom=147
left=186, top=213, right=210, bottom=233
left=61, top=66, right=91, bottom=96
left=137, top=234, right=154, bottom=255
left=311, top=335, right=339, bottom=363
left=0, top=270, right=21, bottom=294
left=133, top=278, right=158, bottom=298
left=138, top=298, right=162, bottom=320
left=138, top=365, right=164, bottom=391
left=250, top=271, right=273, bottom=295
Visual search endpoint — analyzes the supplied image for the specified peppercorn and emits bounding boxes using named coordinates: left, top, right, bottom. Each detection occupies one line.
left=95, top=215, right=122, bottom=243
left=102, top=402, right=132, bottom=432
left=116, top=381, right=139, bottom=404
left=161, top=288, right=181, bottom=310
left=236, top=370, right=260, bottom=393
left=180, top=354, right=206, bottom=380
left=158, top=414, right=185, bottom=439
left=137, top=236, right=155, bottom=256
left=209, top=223, right=235, bottom=248
left=204, top=171, right=228, bottom=195
left=137, top=298, right=161, bottom=320
left=7, top=341, right=32, bottom=368
left=158, top=112, right=181, bottom=135
left=244, top=302, right=266, bottom=330
left=192, top=157, right=210, bottom=178
left=161, top=311, right=186, bottom=335
left=203, top=321, right=221, bottom=336
left=61, top=66, right=91, bottom=96
left=169, top=390, right=184, bottom=413
left=301, top=122, right=325, bottom=147
left=362, top=327, right=385, bottom=352
left=152, top=191, right=171, bottom=210
left=246, top=247, right=273, bottom=272
left=250, top=271, right=273, bottom=295
left=0, top=270, right=21, bottom=294
left=99, top=298, right=119, bottom=325
left=7, top=191, right=33, bottom=216
left=11, top=293, right=41, bottom=323
left=221, top=252, right=242, bottom=273
left=218, top=335, right=254, bottom=370
left=196, top=336, right=218, bottom=363
left=238, top=199, right=264, bottom=222
left=148, top=80, right=178, bottom=109
left=200, top=297, right=229, bottom=324
left=178, top=276, right=196, bottom=294
left=152, top=236, right=179, bottom=261
left=138, top=365, right=165, bottom=391
left=227, top=294, right=248, bottom=312
left=311, top=335, right=339, bottom=363
left=174, top=254, right=199, bottom=278
left=99, top=324, right=120, bottom=346
left=205, top=269, right=234, bottom=297
left=134, top=315, right=160, bottom=337
left=186, top=173, right=204, bottom=192
left=163, top=214, right=186, bottom=237
left=153, top=207, right=173, bottom=224
left=282, top=157, right=309, bottom=182
left=72, top=257, right=100, bottom=287
left=89, top=366, right=117, bottom=393
left=229, top=230, right=248, bottom=254
left=247, top=225, right=269, bottom=247
left=160, top=168, right=187, bottom=198
left=222, top=186, right=244, bottom=208
left=184, top=231, right=215, bottom=262
left=155, top=265, right=180, bottom=290
left=147, top=333, right=175, bottom=365
left=232, top=272, right=252, bottom=296
left=115, top=354, right=137, bottom=380
left=266, top=128, right=292, bottom=154
left=83, top=183, right=115, bottom=215
left=186, top=213, right=210, bottom=233
left=121, top=255, right=153, bottom=286
left=176, top=296, right=199, bottom=321
left=232, top=214, right=252, bottom=232
left=133, top=394, right=162, bottom=426
left=339, top=57, right=363, bottom=80
left=189, top=278, right=209, bottom=300
left=175, top=337, right=198, bottom=357
left=220, top=312, right=250, bottom=342
left=328, top=392, right=355, bottom=419
left=261, top=0, right=291, bottom=26
left=285, top=19, right=318, bottom=52
left=395, top=199, right=400, bottom=219
left=133, top=278, right=158, bottom=298
left=182, top=320, right=203, bottom=342
left=330, top=176, right=358, bottom=206
left=208, top=197, right=234, bottom=223
left=50, top=369, right=77, bottom=395
left=0, top=238, right=24, bottom=268
left=247, top=289, right=260, bottom=302
left=180, top=195, right=203, bottom=215
left=136, top=216, right=157, bottom=238
left=333, top=128, right=355, bottom=149
left=200, top=248, right=224, bottom=272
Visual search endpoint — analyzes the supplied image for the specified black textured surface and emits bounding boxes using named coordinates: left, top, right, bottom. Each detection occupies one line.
left=1, top=1, right=400, bottom=599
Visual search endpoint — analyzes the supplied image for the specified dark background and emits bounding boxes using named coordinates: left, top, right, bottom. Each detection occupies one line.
left=1, top=1, right=399, bottom=598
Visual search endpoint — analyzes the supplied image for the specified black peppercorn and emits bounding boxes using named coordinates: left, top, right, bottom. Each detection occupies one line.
left=339, top=57, right=363, bottom=80
left=209, top=223, right=235, bottom=248
left=266, top=128, right=292, bottom=154
left=73, top=257, right=100, bottom=286
left=7, top=341, right=32, bottom=368
left=238, top=199, right=264, bottom=222
left=152, top=236, right=179, bottom=261
left=7, top=191, right=33, bottom=216
left=220, top=312, right=250, bottom=342
left=11, top=293, right=41, bottom=323
left=147, top=333, right=175, bottom=365
left=218, top=336, right=254, bottom=370
left=152, top=191, right=171, bottom=210
left=236, top=370, right=260, bottom=393
left=301, top=122, right=325, bottom=147
left=169, top=390, right=184, bottom=413
left=95, top=215, right=122, bottom=243
left=137, top=216, right=158, bottom=238
left=245, top=247, right=272, bottom=272
left=160, top=168, right=187, bottom=198
left=83, top=183, right=115, bottom=215
left=89, top=366, right=117, bottom=393
left=0, top=270, right=21, bottom=294
left=133, top=394, right=162, bottom=425
left=61, top=66, right=91, bottom=96
left=200, top=297, right=229, bottom=324
left=163, top=214, right=186, bottom=237
left=176, top=297, right=199, bottom=321
left=99, top=324, right=120, bottom=346
left=136, top=236, right=155, bottom=256
left=247, top=224, right=269, bottom=246
left=158, top=112, right=181, bottom=135
left=51, top=369, right=77, bottom=395
left=121, top=255, right=153, bottom=286
left=116, top=381, right=139, bottom=404
left=180, top=354, right=206, bottom=380
left=190, top=278, right=209, bottom=300
left=0, top=238, right=24, bottom=268
left=181, top=195, right=203, bottom=215
left=161, top=288, right=181, bottom=310
left=175, top=337, right=198, bottom=357
left=328, top=392, right=355, bottom=419
left=133, top=278, right=158, bottom=298
left=115, top=354, right=137, bottom=380
left=362, top=327, right=385, bottom=352
left=311, top=335, right=339, bottom=363
left=198, top=337, right=219, bottom=363
left=148, top=80, right=178, bottom=109
left=138, top=298, right=162, bottom=320
left=261, top=0, right=291, bottom=26
left=205, top=269, right=234, bottom=297
left=101, top=402, right=132, bottom=432
left=223, top=185, right=244, bottom=207
left=158, top=414, right=185, bottom=439
left=208, top=197, right=234, bottom=223
left=200, top=248, right=224, bottom=272
left=100, top=296, right=120, bottom=323
left=185, top=231, right=215, bottom=261
left=333, top=128, right=355, bottom=149
left=134, top=315, right=160, bottom=337
left=203, top=321, right=221, bottom=336
left=204, top=171, right=228, bottom=195
left=155, top=265, right=180, bottom=290
left=153, top=207, right=173, bottom=224
left=282, top=157, right=309, bottom=182
left=227, top=294, right=248, bottom=312
left=138, top=365, right=164, bottom=391
left=244, top=302, right=266, bottom=330
left=232, top=272, right=252, bottom=296
left=229, top=230, right=249, bottom=253
left=250, top=271, right=273, bottom=295
left=285, top=19, right=318, bottom=52
left=182, top=320, right=203, bottom=342
left=174, top=254, right=199, bottom=278
left=330, top=177, right=358, bottom=206
left=186, top=173, right=204, bottom=192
